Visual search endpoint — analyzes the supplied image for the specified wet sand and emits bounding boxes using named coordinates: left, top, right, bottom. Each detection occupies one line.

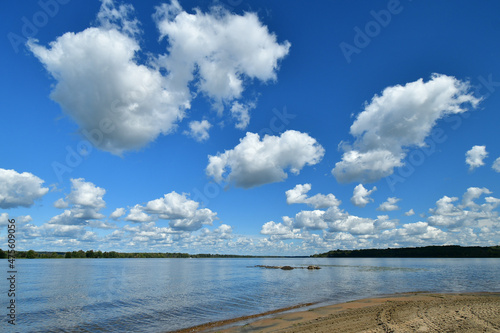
left=172, top=292, right=500, bottom=333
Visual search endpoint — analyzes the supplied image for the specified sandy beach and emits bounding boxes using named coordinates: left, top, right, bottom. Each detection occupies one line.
left=174, top=292, right=500, bottom=333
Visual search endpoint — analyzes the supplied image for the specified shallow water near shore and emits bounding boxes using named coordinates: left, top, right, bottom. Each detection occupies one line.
left=2, top=257, right=499, bottom=332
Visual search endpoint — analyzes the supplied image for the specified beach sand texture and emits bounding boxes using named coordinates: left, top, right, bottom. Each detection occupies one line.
left=175, top=293, right=500, bottom=333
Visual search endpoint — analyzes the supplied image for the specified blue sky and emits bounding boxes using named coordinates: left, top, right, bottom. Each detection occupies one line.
left=1, top=0, right=500, bottom=255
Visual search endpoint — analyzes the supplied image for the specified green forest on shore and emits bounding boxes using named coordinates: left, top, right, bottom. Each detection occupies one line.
left=0, top=249, right=291, bottom=259
left=311, top=245, right=500, bottom=258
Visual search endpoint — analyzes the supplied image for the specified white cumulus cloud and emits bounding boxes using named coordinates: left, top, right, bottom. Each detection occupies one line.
left=125, top=204, right=154, bottom=223
left=493, top=157, right=500, bottom=173
left=66, top=178, right=106, bottom=209
left=53, top=198, right=68, bottom=209
left=380, top=222, right=447, bottom=244
left=328, top=215, right=377, bottom=235
left=110, top=207, right=126, bottom=220
left=49, top=178, right=106, bottom=225
left=261, top=221, right=292, bottom=235
left=154, top=0, right=290, bottom=112
left=462, top=187, right=492, bottom=208
left=28, top=3, right=185, bottom=155
left=146, top=192, right=200, bottom=219
left=294, top=210, right=328, bottom=230
left=168, top=208, right=217, bottom=231
left=97, top=0, right=140, bottom=36
left=184, top=120, right=212, bottom=142
left=465, top=145, right=488, bottom=170
left=286, top=184, right=340, bottom=209
left=0, top=168, right=49, bottom=209
left=206, top=130, right=325, bottom=188
left=377, top=197, right=401, bottom=211
left=427, top=187, right=500, bottom=229
left=230, top=101, right=254, bottom=129
left=0, top=213, right=10, bottom=226
left=272, top=187, right=398, bottom=237
left=350, top=184, right=377, bottom=208
left=29, top=0, right=290, bottom=154
left=332, top=74, right=481, bottom=183
left=405, top=209, right=415, bottom=216
left=126, top=191, right=217, bottom=231
left=260, top=218, right=301, bottom=240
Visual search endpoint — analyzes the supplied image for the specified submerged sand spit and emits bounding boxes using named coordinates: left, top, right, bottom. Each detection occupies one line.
left=174, top=293, right=500, bottom=333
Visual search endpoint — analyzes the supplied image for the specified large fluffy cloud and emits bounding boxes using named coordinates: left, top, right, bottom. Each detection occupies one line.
left=332, top=74, right=481, bottom=183
left=154, top=1, right=290, bottom=111
left=145, top=192, right=200, bottom=219
left=28, top=0, right=289, bottom=154
left=0, top=168, right=49, bottom=209
left=206, top=130, right=325, bottom=188
left=28, top=14, right=184, bottom=155
left=49, top=178, right=106, bottom=225
left=465, top=145, right=488, bottom=170
left=66, top=178, right=106, bottom=209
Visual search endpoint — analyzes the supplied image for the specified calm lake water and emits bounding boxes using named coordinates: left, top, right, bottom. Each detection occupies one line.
left=2, top=257, right=499, bottom=332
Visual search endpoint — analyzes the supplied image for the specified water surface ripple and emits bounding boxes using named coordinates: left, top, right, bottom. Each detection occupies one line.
left=2, top=257, right=499, bottom=332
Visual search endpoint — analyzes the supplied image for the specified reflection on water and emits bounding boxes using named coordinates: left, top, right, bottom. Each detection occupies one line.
left=1, top=257, right=499, bottom=332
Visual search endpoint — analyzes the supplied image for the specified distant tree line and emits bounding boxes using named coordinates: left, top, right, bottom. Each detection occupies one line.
left=311, top=245, right=500, bottom=258
left=0, top=249, right=193, bottom=259
left=6, top=245, right=497, bottom=259
left=0, top=249, right=64, bottom=259
left=63, top=250, right=194, bottom=258
left=0, top=249, right=285, bottom=259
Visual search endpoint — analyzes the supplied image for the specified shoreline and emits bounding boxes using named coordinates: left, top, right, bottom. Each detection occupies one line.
left=171, top=292, right=500, bottom=333
left=170, top=301, right=318, bottom=333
